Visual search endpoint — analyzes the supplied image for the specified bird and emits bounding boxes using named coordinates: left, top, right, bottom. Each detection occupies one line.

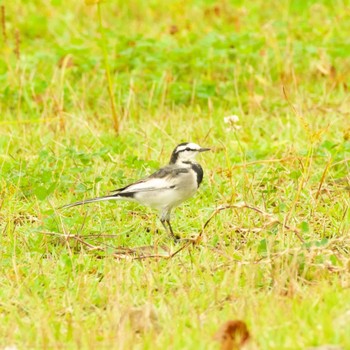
left=60, top=142, right=210, bottom=241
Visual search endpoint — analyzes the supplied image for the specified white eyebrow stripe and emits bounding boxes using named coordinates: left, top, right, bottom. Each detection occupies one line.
left=176, top=143, right=201, bottom=152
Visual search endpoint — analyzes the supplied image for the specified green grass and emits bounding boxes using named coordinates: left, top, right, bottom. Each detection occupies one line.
left=1, top=0, right=350, bottom=348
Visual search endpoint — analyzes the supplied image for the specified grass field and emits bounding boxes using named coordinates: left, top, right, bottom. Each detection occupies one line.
left=1, top=0, right=350, bottom=349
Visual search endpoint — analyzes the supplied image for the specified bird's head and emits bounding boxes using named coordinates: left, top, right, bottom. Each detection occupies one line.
left=169, top=142, right=210, bottom=165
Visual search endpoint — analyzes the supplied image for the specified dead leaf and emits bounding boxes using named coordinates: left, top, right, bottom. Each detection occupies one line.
left=214, top=320, right=250, bottom=350
left=330, top=65, right=337, bottom=80
left=169, top=25, right=179, bottom=35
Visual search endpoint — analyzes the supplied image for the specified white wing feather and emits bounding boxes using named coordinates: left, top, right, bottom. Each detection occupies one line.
left=118, top=178, right=176, bottom=193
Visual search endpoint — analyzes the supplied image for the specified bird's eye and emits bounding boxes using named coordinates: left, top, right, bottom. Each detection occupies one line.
left=185, top=147, right=191, bottom=151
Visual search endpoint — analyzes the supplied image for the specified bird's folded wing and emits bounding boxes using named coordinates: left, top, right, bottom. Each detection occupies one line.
left=111, top=166, right=190, bottom=194
left=116, top=178, right=176, bottom=194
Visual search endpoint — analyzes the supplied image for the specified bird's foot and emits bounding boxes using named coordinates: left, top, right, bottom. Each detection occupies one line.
left=171, top=234, right=181, bottom=243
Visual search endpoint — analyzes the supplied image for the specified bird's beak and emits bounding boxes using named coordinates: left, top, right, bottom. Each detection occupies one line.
left=199, top=147, right=211, bottom=152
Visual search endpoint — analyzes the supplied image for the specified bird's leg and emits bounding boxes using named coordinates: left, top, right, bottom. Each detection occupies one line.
left=160, top=210, right=179, bottom=242
left=160, top=218, right=178, bottom=241
left=166, top=219, right=180, bottom=241
left=160, top=218, right=170, bottom=235
left=160, top=212, right=180, bottom=242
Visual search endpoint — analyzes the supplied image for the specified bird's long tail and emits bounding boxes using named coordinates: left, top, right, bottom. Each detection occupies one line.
left=59, top=194, right=123, bottom=209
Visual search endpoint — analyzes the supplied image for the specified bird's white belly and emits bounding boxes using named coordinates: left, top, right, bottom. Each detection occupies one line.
left=133, top=186, right=197, bottom=211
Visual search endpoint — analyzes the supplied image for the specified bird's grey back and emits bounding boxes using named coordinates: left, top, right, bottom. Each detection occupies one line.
left=149, top=164, right=190, bottom=179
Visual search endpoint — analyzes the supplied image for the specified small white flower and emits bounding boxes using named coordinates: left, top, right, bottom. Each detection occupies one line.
left=224, top=115, right=240, bottom=124
left=224, top=115, right=241, bottom=131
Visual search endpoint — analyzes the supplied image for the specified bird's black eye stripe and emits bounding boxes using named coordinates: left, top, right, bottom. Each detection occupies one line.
left=177, top=147, right=196, bottom=153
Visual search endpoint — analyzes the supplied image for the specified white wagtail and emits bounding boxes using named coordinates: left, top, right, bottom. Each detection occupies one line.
left=60, top=142, right=210, bottom=240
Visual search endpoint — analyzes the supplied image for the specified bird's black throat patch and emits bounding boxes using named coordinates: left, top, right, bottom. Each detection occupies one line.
left=192, top=163, right=204, bottom=187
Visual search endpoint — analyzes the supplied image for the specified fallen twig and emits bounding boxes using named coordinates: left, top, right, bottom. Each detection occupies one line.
left=38, top=230, right=192, bottom=260
left=42, top=202, right=303, bottom=259
left=196, top=203, right=304, bottom=243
